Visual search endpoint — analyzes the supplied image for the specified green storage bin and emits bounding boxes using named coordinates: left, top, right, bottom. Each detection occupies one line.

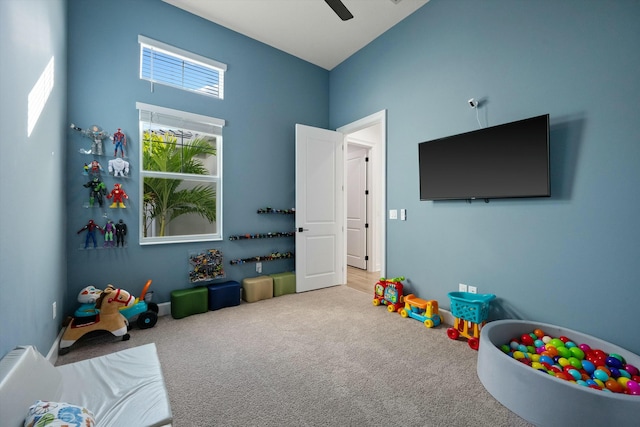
left=170, top=286, right=208, bottom=319
left=270, top=272, right=296, bottom=297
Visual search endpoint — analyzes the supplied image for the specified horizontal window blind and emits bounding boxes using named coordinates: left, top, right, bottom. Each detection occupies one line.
left=139, top=35, right=226, bottom=99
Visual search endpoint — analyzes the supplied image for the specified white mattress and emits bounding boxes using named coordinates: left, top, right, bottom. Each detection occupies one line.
left=57, top=343, right=172, bottom=427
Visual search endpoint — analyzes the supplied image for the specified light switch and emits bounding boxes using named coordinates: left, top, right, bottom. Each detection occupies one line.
left=400, top=209, right=406, bottom=221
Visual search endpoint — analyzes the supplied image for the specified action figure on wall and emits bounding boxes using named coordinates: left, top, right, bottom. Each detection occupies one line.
left=115, top=219, right=127, bottom=247
left=108, top=157, right=129, bottom=177
left=77, top=219, right=104, bottom=249
left=112, top=128, right=127, bottom=157
left=84, top=177, right=107, bottom=207
left=103, top=220, right=115, bottom=247
left=107, top=183, right=128, bottom=208
left=71, top=123, right=110, bottom=155
left=88, top=159, right=103, bottom=178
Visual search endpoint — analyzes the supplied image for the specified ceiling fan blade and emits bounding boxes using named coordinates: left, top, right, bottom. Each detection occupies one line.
left=324, top=0, right=354, bottom=21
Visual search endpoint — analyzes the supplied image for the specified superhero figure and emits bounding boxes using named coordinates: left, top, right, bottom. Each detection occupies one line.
left=71, top=123, right=110, bottom=155
left=107, top=183, right=128, bottom=208
left=115, top=219, right=127, bottom=247
left=77, top=219, right=104, bottom=249
left=112, top=128, right=126, bottom=157
left=108, top=157, right=129, bottom=177
left=84, top=177, right=107, bottom=207
left=103, top=220, right=115, bottom=247
left=88, top=159, right=103, bottom=178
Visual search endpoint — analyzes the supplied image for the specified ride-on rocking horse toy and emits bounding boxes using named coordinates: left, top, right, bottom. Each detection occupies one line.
left=59, top=285, right=134, bottom=354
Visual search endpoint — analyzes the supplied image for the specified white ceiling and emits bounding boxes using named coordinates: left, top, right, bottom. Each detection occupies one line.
left=162, top=0, right=429, bottom=70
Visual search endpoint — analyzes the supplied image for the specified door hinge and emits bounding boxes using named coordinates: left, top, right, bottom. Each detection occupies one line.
left=365, top=255, right=369, bottom=261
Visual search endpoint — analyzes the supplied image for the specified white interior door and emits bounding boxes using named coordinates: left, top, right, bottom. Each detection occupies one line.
left=347, top=146, right=367, bottom=269
left=295, top=124, right=344, bottom=293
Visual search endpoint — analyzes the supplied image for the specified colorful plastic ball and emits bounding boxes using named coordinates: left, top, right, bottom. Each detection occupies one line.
left=533, top=328, right=545, bottom=338
left=617, top=369, right=631, bottom=379
left=509, top=341, right=520, bottom=350
left=530, top=353, right=541, bottom=362
left=520, top=334, right=535, bottom=346
left=512, top=350, right=526, bottom=360
left=593, top=369, right=610, bottom=382
left=567, top=369, right=582, bottom=381
left=606, top=356, right=624, bottom=370
left=617, top=377, right=630, bottom=388
left=578, top=343, right=592, bottom=353
left=576, top=380, right=588, bottom=387
left=517, top=344, right=529, bottom=353
left=542, top=335, right=552, bottom=344
left=558, top=336, right=570, bottom=343
left=569, top=346, right=585, bottom=360
left=549, top=338, right=564, bottom=348
left=555, top=372, right=572, bottom=381
left=624, top=364, right=639, bottom=376
left=604, top=379, right=624, bottom=393
left=564, top=341, right=577, bottom=348
left=557, top=357, right=570, bottom=368
left=609, top=353, right=626, bottom=364
left=592, top=378, right=605, bottom=388
left=557, top=346, right=572, bottom=359
left=531, top=361, right=544, bottom=370
left=581, top=360, right=596, bottom=374
left=568, top=357, right=583, bottom=369
left=627, top=380, right=640, bottom=395
left=608, top=367, right=621, bottom=379
left=534, top=339, right=544, bottom=348
left=500, top=344, right=511, bottom=354
left=540, top=355, right=555, bottom=366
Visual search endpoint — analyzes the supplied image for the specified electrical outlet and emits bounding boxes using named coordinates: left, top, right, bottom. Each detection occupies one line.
left=52, top=302, right=57, bottom=319
left=256, top=262, right=262, bottom=273
left=458, top=283, right=467, bottom=292
left=389, top=209, right=398, bottom=219
left=468, top=286, right=477, bottom=294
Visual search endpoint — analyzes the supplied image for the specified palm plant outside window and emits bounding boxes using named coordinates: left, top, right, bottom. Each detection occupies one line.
left=137, top=103, right=224, bottom=244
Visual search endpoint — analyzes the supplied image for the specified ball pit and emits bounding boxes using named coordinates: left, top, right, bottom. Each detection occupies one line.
left=477, top=320, right=640, bottom=427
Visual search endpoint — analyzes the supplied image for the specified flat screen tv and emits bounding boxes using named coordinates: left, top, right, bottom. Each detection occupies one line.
left=419, top=114, right=550, bottom=201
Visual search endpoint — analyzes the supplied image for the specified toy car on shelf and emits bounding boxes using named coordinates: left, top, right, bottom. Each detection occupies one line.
left=446, top=291, right=496, bottom=350
left=400, top=294, right=443, bottom=328
left=74, top=280, right=158, bottom=329
left=372, top=276, right=405, bottom=313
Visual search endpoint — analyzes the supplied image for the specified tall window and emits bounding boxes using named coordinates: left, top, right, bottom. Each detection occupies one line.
left=139, top=35, right=226, bottom=99
left=137, top=102, right=224, bottom=245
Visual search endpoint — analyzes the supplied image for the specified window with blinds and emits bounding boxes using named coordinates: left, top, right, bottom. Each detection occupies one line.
left=139, top=35, right=226, bottom=99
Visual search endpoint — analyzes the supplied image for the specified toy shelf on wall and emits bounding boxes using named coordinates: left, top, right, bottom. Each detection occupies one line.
left=228, top=231, right=295, bottom=240
left=257, top=207, right=295, bottom=214
left=229, top=251, right=294, bottom=265
left=229, top=207, right=295, bottom=266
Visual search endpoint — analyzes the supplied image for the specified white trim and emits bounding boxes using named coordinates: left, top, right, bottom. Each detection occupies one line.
left=138, top=35, right=227, bottom=71
left=136, top=102, right=225, bottom=128
left=337, top=110, right=387, bottom=278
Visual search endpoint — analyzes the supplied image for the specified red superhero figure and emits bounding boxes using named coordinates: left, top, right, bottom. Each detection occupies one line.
left=112, top=128, right=126, bottom=157
left=77, top=219, right=104, bottom=249
left=107, top=183, right=128, bottom=208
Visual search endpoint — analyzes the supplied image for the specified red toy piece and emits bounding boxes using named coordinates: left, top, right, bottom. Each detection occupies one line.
left=372, top=276, right=405, bottom=313
left=107, top=183, right=128, bottom=208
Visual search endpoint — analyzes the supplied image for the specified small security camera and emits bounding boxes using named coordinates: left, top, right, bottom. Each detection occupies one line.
left=468, top=98, right=478, bottom=108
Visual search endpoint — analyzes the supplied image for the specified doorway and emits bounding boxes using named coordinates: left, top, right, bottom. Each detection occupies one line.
left=338, top=111, right=386, bottom=286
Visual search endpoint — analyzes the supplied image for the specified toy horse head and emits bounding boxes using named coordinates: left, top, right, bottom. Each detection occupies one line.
left=95, top=285, right=134, bottom=313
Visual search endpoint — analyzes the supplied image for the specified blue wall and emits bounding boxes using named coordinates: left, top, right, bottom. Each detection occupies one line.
left=65, top=0, right=328, bottom=313
left=331, top=0, right=640, bottom=354
left=0, top=0, right=67, bottom=358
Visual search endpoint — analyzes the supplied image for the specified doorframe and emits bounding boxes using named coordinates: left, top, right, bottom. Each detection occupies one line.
left=337, top=110, right=386, bottom=281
